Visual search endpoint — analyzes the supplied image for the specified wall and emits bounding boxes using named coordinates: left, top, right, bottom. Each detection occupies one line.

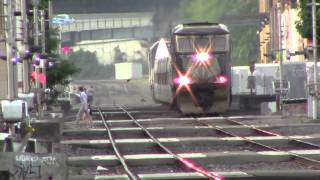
left=73, top=39, right=147, bottom=65
left=0, top=152, right=67, bottom=180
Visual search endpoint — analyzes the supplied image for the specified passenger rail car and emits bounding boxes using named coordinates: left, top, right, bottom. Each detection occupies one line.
left=149, top=22, right=231, bottom=114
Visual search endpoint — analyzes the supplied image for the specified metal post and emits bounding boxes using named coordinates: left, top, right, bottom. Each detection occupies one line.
left=32, top=1, right=42, bottom=119
left=5, top=0, right=14, bottom=100
left=4, top=0, right=17, bottom=138
left=48, top=0, right=52, bottom=29
left=277, top=2, right=283, bottom=110
left=312, top=0, right=318, bottom=120
left=40, top=10, right=46, bottom=89
left=12, top=0, right=17, bottom=97
left=21, top=0, right=29, bottom=93
left=59, top=24, right=62, bottom=54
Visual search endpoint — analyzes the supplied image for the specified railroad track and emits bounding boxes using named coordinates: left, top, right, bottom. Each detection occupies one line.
left=61, top=105, right=320, bottom=180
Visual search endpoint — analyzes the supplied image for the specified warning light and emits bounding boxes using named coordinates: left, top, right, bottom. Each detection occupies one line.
left=11, top=57, right=19, bottom=64
left=62, top=46, right=71, bottom=53
left=31, top=71, right=46, bottom=85
left=33, top=54, right=41, bottom=66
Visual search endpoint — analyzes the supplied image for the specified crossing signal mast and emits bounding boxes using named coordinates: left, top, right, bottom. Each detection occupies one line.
left=311, top=0, right=319, bottom=120
left=5, top=0, right=16, bottom=100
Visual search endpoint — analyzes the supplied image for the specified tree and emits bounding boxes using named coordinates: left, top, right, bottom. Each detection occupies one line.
left=178, top=0, right=259, bottom=65
left=35, top=0, right=79, bottom=104
left=113, top=46, right=127, bottom=63
left=69, top=50, right=115, bottom=79
left=295, top=0, right=320, bottom=40
left=46, top=61, right=79, bottom=88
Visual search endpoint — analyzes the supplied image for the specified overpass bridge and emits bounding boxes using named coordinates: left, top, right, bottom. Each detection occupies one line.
left=57, top=12, right=154, bottom=45
left=52, top=0, right=181, bottom=44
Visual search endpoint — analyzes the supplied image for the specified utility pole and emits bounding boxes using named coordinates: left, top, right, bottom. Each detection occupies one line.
left=32, top=0, right=42, bottom=119
left=40, top=10, right=46, bottom=89
left=5, top=0, right=15, bottom=100
left=312, top=0, right=319, bottom=120
left=21, top=0, right=29, bottom=93
left=48, top=0, right=52, bottom=29
left=277, top=2, right=284, bottom=110
left=12, top=0, right=18, bottom=97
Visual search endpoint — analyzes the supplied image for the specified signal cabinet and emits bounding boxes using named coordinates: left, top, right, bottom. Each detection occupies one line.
left=115, top=62, right=143, bottom=80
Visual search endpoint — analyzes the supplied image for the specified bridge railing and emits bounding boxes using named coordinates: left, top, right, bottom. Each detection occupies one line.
left=59, top=17, right=153, bottom=32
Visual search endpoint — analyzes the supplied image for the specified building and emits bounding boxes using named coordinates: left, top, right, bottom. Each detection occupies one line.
left=259, top=0, right=305, bottom=63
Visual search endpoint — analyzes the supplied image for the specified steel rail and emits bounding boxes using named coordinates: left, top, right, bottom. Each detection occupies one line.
left=97, top=107, right=139, bottom=180
left=119, top=105, right=223, bottom=180
left=226, top=117, right=320, bottom=149
left=224, top=117, right=320, bottom=168
left=195, top=116, right=320, bottom=169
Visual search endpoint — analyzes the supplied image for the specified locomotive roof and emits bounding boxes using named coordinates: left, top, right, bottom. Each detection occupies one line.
left=149, top=39, right=170, bottom=50
left=172, top=22, right=229, bottom=35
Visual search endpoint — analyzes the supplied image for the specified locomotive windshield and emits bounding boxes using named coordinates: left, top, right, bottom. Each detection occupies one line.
left=175, top=35, right=227, bottom=53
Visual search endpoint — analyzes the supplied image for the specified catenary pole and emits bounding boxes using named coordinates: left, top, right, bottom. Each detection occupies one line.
left=32, top=0, right=42, bottom=118
left=40, top=10, right=46, bottom=89
left=21, top=0, right=29, bottom=93
left=277, top=2, right=283, bottom=110
left=5, top=0, right=14, bottom=100
left=312, top=0, right=318, bottom=120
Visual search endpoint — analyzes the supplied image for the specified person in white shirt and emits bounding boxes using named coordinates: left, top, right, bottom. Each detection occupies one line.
left=76, top=86, right=89, bottom=123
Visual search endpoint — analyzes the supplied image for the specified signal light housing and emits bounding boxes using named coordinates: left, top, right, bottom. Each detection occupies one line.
left=33, top=54, right=41, bottom=66
left=11, top=57, right=20, bottom=65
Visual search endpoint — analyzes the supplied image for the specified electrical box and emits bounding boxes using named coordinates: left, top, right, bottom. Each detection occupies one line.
left=115, top=62, right=143, bottom=80
left=0, top=100, right=27, bottom=122
left=254, top=64, right=279, bottom=95
left=231, top=66, right=251, bottom=95
left=247, top=75, right=256, bottom=89
left=18, top=93, right=35, bottom=110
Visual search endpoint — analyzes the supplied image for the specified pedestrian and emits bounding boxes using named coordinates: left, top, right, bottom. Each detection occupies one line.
left=87, top=85, right=94, bottom=105
left=76, top=86, right=90, bottom=125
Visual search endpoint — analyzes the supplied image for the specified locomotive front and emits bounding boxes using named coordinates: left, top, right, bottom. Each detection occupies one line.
left=171, top=23, right=231, bottom=114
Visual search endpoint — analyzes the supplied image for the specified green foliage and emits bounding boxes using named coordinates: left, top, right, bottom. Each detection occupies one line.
left=46, top=60, right=79, bottom=88
left=39, top=0, right=50, bottom=9
left=178, top=0, right=259, bottom=65
left=113, top=46, right=127, bottom=63
left=36, top=0, right=79, bottom=90
left=295, top=0, right=320, bottom=39
left=69, top=50, right=115, bottom=79
left=46, top=28, right=60, bottom=55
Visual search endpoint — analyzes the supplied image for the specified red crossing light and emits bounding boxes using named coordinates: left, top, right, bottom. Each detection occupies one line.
left=62, top=46, right=71, bottom=53
left=31, top=71, right=46, bottom=85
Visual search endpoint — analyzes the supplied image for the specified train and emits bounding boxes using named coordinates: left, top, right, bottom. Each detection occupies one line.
left=148, top=22, right=232, bottom=114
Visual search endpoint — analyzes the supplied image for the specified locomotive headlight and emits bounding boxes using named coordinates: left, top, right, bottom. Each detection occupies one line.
left=194, top=52, right=211, bottom=63
left=175, top=76, right=191, bottom=86
left=216, top=75, right=228, bottom=84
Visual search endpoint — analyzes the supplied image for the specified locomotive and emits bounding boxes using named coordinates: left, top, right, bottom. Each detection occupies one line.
left=148, top=22, right=231, bottom=114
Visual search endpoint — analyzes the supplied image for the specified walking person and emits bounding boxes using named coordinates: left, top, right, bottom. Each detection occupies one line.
left=76, top=86, right=91, bottom=126
left=87, top=85, right=94, bottom=105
